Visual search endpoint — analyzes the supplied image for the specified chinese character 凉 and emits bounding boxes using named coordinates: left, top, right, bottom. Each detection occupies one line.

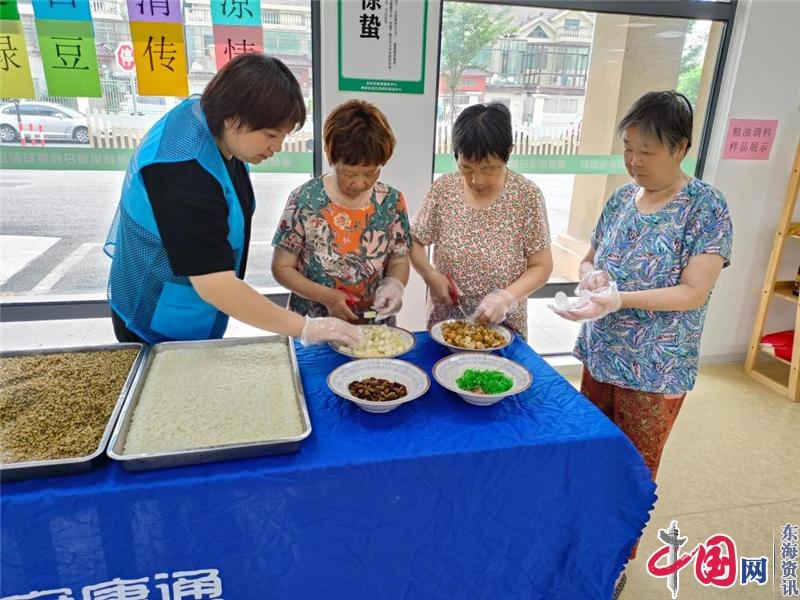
left=221, top=0, right=253, bottom=20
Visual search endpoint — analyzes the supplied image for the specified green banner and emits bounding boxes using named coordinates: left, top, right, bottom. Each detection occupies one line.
left=435, top=154, right=698, bottom=175
left=37, top=19, right=101, bottom=97
left=0, top=147, right=314, bottom=173
left=0, top=0, right=20, bottom=21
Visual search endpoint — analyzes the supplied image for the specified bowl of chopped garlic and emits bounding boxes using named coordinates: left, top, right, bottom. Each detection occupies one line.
left=329, top=324, right=416, bottom=359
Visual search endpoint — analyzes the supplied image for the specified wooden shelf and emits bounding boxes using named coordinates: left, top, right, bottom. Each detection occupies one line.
left=758, top=346, right=791, bottom=366
left=788, top=223, right=800, bottom=240
left=774, top=281, right=799, bottom=304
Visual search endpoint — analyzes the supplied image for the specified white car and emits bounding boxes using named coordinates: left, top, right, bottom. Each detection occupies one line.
left=0, top=101, right=90, bottom=144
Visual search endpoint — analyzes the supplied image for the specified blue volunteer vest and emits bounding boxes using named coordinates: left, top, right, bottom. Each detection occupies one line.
left=104, top=97, right=245, bottom=343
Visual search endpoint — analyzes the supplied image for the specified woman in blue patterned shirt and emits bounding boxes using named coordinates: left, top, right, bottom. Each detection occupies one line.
left=555, top=90, right=733, bottom=506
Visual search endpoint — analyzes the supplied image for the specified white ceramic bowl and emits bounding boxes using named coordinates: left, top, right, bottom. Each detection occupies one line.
left=329, top=325, right=416, bottom=359
left=432, top=353, right=532, bottom=406
left=327, top=358, right=430, bottom=413
left=429, top=320, right=513, bottom=353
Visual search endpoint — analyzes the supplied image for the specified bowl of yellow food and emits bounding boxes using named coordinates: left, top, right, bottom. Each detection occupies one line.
left=429, top=319, right=512, bottom=353
left=330, top=325, right=416, bottom=359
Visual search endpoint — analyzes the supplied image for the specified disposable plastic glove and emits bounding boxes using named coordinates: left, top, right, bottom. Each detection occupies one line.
left=372, top=277, right=405, bottom=317
left=300, top=316, right=363, bottom=347
left=474, top=289, right=518, bottom=325
left=577, top=269, right=611, bottom=293
left=549, top=281, right=622, bottom=322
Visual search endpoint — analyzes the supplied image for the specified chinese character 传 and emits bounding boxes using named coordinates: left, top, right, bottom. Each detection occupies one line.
left=136, top=0, right=171, bottom=18
left=362, top=0, right=381, bottom=9
left=740, top=556, right=768, bottom=585
left=359, top=14, right=380, bottom=39
left=143, top=35, right=176, bottom=72
left=221, top=0, right=253, bottom=20
left=224, top=38, right=255, bottom=59
left=52, top=37, right=89, bottom=70
left=0, top=35, right=21, bottom=71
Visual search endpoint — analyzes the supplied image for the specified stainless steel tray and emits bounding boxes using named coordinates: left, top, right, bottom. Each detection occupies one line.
left=107, top=336, right=312, bottom=471
left=0, top=343, right=147, bottom=481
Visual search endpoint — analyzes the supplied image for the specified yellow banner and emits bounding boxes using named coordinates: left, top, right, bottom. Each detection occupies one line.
left=0, top=20, right=35, bottom=98
left=130, top=21, right=188, bottom=97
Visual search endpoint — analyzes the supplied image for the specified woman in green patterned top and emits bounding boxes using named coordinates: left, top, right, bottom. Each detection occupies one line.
left=271, top=100, right=411, bottom=323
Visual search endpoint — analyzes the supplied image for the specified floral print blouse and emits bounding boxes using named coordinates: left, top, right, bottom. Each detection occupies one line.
left=411, top=170, right=551, bottom=338
left=574, top=178, right=733, bottom=394
left=272, top=176, right=411, bottom=318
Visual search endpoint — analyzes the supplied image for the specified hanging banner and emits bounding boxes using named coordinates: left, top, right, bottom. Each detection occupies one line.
left=31, top=0, right=93, bottom=22
left=126, top=0, right=182, bottom=23
left=210, top=0, right=261, bottom=27
left=37, top=19, right=102, bottom=97
left=130, top=21, right=188, bottom=96
left=338, top=0, right=428, bottom=94
left=212, top=24, right=262, bottom=69
left=0, top=0, right=20, bottom=21
left=0, top=19, right=35, bottom=98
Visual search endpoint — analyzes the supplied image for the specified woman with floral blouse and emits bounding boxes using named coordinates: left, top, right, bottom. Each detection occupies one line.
left=410, top=102, right=553, bottom=339
left=272, top=100, right=411, bottom=323
left=552, top=90, right=733, bottom=595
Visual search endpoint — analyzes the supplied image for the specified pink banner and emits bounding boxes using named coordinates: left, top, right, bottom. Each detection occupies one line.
left=722, top=118, right=778, bottom=160
left=126, top=0, right=183, bottom=23
left=213, top=24, right=263, bottom=69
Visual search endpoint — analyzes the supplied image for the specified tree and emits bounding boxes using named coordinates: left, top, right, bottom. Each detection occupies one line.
left=677, top=22, right=707, bottom=106
left=440, top=4, right=515, bottom=125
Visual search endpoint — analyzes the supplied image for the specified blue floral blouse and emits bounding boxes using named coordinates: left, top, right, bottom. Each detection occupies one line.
left=573, top=178, right=733, bottom=394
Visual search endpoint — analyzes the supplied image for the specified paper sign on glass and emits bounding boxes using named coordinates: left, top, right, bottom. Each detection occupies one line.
left=37, top=19, right=101, bottom=97
left=722, top=118, right=778, bottom=160
left=130, top=21, right=188, bottom=96
left=212, top=24, right=262, bottom=69
left=31, top=0, right=93, bottom=22
left=210, top=0, right=261, bottom=27
left=0, top=19, right=35, bottom=98
left=126, top=0, right=182, bottom=24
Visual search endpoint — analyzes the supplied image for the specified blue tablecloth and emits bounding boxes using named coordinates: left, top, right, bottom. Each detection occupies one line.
left=1, top=334, right=656, bottom=600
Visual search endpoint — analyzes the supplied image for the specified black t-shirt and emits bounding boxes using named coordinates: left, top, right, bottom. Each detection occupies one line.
left=141, top=155, right=255, bottom=278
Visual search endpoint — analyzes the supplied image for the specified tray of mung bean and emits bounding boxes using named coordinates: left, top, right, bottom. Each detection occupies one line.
left=0, top=343, right=145, bottom=481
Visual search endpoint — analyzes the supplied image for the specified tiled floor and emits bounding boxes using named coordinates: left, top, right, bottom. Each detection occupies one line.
left=2, top=312, right=796, bottom=600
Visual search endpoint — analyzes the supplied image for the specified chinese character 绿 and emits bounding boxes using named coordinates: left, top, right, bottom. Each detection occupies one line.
left=0, top=35, right=21, bottom=71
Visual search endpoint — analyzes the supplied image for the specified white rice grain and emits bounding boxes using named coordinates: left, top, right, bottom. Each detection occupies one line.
left=123, top=341, right=304, bottom=454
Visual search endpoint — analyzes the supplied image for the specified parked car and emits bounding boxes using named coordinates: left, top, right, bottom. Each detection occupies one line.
left=0, top=101, right=90, bottom=143
left=119, top=95, right=171, bottom=116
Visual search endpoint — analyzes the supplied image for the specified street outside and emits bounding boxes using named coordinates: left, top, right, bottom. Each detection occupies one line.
left=1, top=168, right=575, bottom=300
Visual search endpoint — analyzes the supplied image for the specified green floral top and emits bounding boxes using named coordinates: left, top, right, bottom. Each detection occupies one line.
left=272, top=176, right=411, bottom=318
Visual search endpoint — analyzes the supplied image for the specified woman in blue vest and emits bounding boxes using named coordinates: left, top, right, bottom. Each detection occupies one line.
left=104, top=54, right=361, bottom=347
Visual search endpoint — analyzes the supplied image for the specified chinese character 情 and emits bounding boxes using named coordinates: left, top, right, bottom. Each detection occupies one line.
left=359, top=14, right=381, bottom=39
left=143, top=36, right=176, bottom=71
left=223, top=37, right=255, bottom=59
left=52, top=37, right=89, bottom=70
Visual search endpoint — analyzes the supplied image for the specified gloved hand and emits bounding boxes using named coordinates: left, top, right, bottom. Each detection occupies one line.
left=550, top=281, right=622, bottom=322
left=577, top=269, right=611, bottom=293
left=474, top=289, right=517, bottom=325
left=372, top=277, right=405, bottom=317
left=300, top=316, right=363, bottom=347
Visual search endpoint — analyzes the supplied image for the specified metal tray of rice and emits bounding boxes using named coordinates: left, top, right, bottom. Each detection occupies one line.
left=107, top=336, right=312, bottom=471
left=0, top=343, right=146, bottom=481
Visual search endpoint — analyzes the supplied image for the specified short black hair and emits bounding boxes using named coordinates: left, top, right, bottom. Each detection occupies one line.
left=452, top=102, right=513, bottom=163
left=617, top=90, right=693, bottom=153
left=201, top=54, right=306, bottom=138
